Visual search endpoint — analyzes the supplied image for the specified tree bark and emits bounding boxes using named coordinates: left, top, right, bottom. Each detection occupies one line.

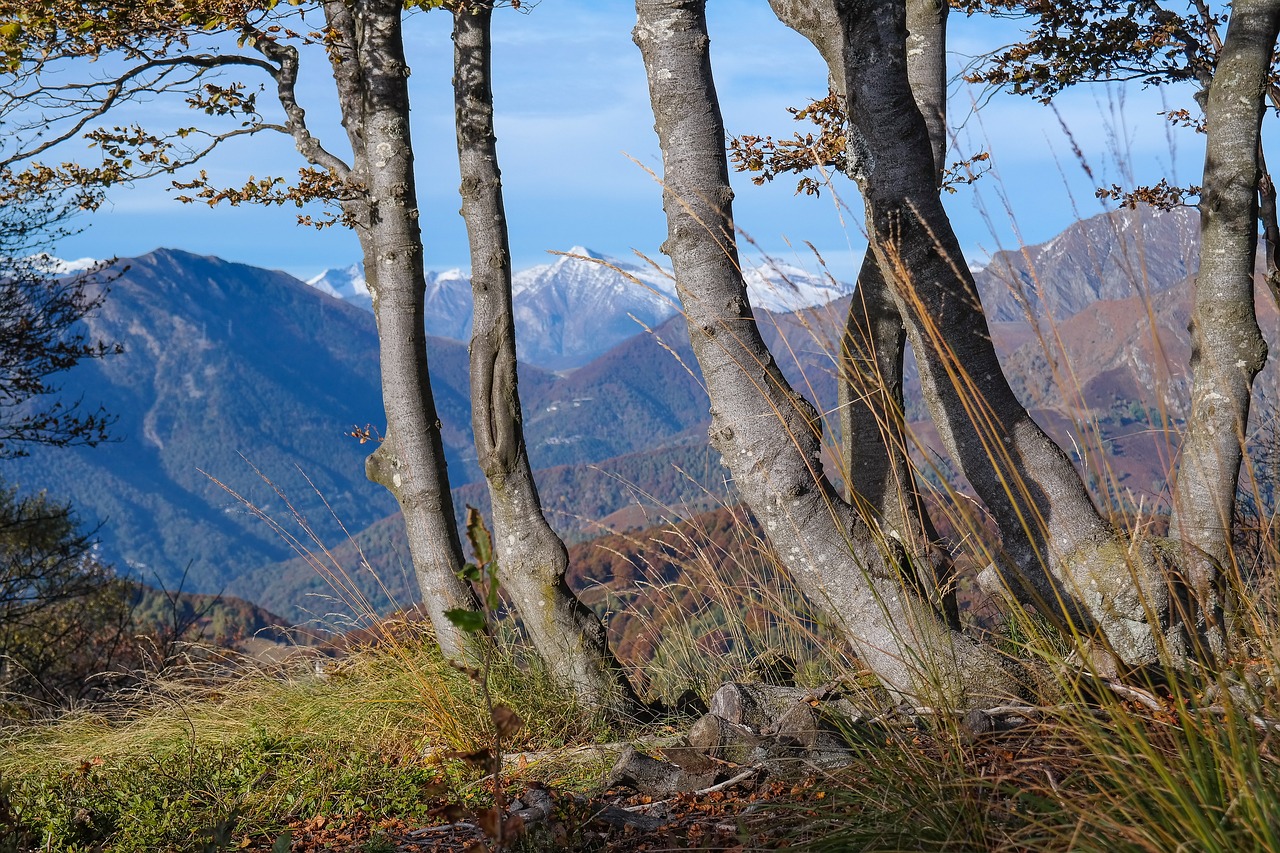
left=320, top=0, right=482, bottom=663
left=634, top=0, right=1024, bottom=710
left=836, top=0, right=956, bottom=626
left=771, top=0, right=1213, bottom=669
left=1170, top=0, right=1280, bottom=596
left=841, top=255, right=957, bottom=626
left=450, top=2, right=639, bottom=713
left=904, top=0, right=948, bottom=182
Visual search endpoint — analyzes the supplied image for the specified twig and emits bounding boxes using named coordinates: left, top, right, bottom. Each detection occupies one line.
left=616, top=765, right=761, bottom=815
left=408, top=822, right=480, bottom=836
left=1105, top=679, right=1163, bottom=711
left=591, top=805, right=668, bottom=831
left=1199, top=704, right=1280, bottom=733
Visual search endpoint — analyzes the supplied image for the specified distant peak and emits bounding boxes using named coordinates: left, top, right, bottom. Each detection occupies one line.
left=26, top=253, right=100, bottom=275
left=562, top=246, right=606, bottom=261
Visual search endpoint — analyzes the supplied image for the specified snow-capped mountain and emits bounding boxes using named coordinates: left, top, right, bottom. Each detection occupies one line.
left=307, top=263, right=371, bottom=312
left=509, top=247, right=679, bottom=369
left=741, top=259, right=854, bottom=313
left=306, top=247, right=852, bottom=370
left=22, top=254, right=101, bottom=275
left=422, top=268, right=475, bottom=342
left=306, top=263, right=473, bottom=339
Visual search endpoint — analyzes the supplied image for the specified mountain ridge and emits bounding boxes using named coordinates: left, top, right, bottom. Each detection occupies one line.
left=306, top=247, right=856, bottom=370
left=16, top=205, right=1242, bottom=622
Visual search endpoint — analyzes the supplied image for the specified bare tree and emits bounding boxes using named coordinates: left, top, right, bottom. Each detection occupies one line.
left=0, top=0, right=485, bottom=662
left=837, top=0, right=957, bottom=628
left=1169, top=0, right=1280, bottom=588
left=450, top=0, right=640, bottom=713
left=636, top=0, right=1239, bottom=706
left=0, top=1, right=644, bottom=707
left=635, top=0, right=1024, bottom=708
left=961, top=0, right=1280, bottom=626
left=312, top=0, right=484, bottom=664
left=767, top=0, right=1196, bottom=668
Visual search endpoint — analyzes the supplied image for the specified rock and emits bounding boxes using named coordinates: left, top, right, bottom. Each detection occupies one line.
left=687, top=712, right=768, bottom=765
left=659, top=742, right=719, bottom=775
left=606, top=745, right=718, bottom=794
left=774, top=700, right=822, bottom=749
left=709, top=682, right=812, bottom=730
left=508, top=785, right=554, bottom=825
left=609, top=680, right=879, bottom=794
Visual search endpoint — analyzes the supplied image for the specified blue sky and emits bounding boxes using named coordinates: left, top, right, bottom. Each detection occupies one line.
left=46, top=1, right=1207, bottom=284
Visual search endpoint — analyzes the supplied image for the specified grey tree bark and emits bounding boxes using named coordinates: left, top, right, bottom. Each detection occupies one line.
left=1169, top=0, right=1280, bottom=587
left=770, top=0, right=1218, bottom=669
left=634, top=0, right=1025, bottom=710
left=315, top=0, right=482, bottom=663
left=835, top=0, right=956, bottom=626
left=451, top=2, right=640, bottom=714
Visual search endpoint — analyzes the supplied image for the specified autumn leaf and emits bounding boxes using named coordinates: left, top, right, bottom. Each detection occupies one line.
left=477, top=806, right=501, bottom=838
left=491, top=704, right=524, bottom=739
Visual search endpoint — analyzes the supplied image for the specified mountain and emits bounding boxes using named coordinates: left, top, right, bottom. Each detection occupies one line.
left=17, top=206, right=1244, bottom=620
left=307, top=247, right=855, bottom=370
left=236, top=442, right=734, bottom=617
left=509, top=247, right=679, bottom=369
left=2, top=248, right=720, bottom=600
left=29, top=253, right=103, bottom=276
left=974, top=206, right=1198, bottom=322
left=306, top=263, right=372, bottom=312
left=521, top=311, right=709, bottom=468
left=305, top=248, right=678, bottom=370
left=3, top=250, right=475, bottom=594
left=741, top=258, right=855, bottom=313
left=307, top=264, right=475, bottom=339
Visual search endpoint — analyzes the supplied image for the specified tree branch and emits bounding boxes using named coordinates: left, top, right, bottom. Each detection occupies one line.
left=0, top=54, right=277, bottom=169
left=250, top=31, right=352, bottom=180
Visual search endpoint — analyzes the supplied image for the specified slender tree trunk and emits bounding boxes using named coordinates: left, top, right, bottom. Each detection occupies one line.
left=905, top=0, right=948, bottom=181
left=451, top=2, right=639, bottom=714
left=1170, top=0, right=1280, bottom=598
left=320, top=0, right=482, bottom=663
left=634, top=0, right=1024, bottom=710
left=837, top=0, right=955, bottom=626
left=771, top=0, right=1218, bottom=669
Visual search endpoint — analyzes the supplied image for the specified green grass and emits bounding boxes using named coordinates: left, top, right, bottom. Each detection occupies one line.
left=0, top=626, right=614, bottom=852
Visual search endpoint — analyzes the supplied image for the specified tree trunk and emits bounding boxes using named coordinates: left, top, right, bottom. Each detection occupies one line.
left=451, top=2, right=639, bottom=714
left=771, top=0, right=1215, bottom=669
left=1170, top=0, right=1279, bottom=599
left=320, top=0, right=482, bottom=663
left=841, top=255, right=957, bottom=626
left=836, top=0, right=955, bottom=626
left=634, top=0, right=1024, bottom=710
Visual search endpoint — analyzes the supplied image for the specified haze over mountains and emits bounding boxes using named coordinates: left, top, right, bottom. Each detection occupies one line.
left=11, top=206, right=1270, bottom=622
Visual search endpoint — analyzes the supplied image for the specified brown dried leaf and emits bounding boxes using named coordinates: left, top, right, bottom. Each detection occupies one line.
left=477, top=806, right=501, bottom=838
left=491, top=704, right=524, bottom=739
